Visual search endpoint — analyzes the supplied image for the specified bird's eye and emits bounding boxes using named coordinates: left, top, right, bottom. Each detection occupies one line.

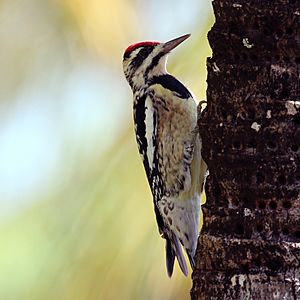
left=139, top=48, right=148, bottom=57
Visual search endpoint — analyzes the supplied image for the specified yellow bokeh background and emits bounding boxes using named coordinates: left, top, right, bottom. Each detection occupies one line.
left=0, top=1, right=213, bottom=299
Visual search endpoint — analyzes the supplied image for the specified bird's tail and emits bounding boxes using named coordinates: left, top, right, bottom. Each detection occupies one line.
left=165, top=233, right=188, bottom=277
left=187, top=251, right=196, bottom=270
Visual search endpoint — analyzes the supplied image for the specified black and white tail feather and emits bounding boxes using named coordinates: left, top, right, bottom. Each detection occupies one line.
left=166, top=231, right=188, bottom=277
left=123, top=34, right=208, bottom=277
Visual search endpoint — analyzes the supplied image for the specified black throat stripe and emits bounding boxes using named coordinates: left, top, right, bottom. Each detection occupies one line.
left=145, top=52, right=164, bottom=76
left=150, top=74, right=192, bottom=99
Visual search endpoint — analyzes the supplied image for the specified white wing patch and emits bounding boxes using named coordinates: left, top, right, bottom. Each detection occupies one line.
left=145, top=96, right=155, bottom=168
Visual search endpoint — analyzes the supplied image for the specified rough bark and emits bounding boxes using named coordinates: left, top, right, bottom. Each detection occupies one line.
left=192, top=1, right=300, bottom=299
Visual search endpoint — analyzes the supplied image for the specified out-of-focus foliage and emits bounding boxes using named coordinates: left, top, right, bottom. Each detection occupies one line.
left=0, top=0, right=214, bottom=299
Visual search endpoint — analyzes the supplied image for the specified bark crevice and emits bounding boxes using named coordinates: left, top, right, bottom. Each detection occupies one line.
left=192, top=1, right=300, bottom=299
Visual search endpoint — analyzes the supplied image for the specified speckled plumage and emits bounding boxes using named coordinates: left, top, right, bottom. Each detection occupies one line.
left=123, top=34, right=207, bottom=277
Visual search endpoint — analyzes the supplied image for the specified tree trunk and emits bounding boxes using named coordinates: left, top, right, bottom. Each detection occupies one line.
left=191, top=1, right=300, bottom=299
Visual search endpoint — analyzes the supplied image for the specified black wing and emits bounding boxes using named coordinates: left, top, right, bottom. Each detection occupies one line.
left=133, top=93, right=165, bottom=232
left=150, top=74, right=192, bottom=99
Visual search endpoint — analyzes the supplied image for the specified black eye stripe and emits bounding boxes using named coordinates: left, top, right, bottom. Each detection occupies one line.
left=130, top=53, right=144, bottom=70
left=129, top=46, right=154, bottom=71
left=139, top=48, right=149, bottom=57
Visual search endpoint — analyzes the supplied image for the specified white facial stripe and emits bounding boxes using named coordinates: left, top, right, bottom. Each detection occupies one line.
left=130, top=48, right=141, bottom=59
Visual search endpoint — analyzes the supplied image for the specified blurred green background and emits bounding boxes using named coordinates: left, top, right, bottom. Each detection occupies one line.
left=0, top=0, right=213, bottom=299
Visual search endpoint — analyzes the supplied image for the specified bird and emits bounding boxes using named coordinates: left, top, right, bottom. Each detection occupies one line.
left=122, top=34, right=207, bottom=277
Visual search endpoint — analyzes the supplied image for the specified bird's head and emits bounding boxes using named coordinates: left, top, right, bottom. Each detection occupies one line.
left=123, top=34, right=190, bottom=89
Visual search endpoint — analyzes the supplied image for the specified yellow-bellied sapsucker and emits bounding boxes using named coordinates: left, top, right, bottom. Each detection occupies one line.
left=122, top=34, right=207, bottom=277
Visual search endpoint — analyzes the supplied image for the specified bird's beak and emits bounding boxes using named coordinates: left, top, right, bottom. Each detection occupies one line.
left=162, top=34, right=191, bottom=54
